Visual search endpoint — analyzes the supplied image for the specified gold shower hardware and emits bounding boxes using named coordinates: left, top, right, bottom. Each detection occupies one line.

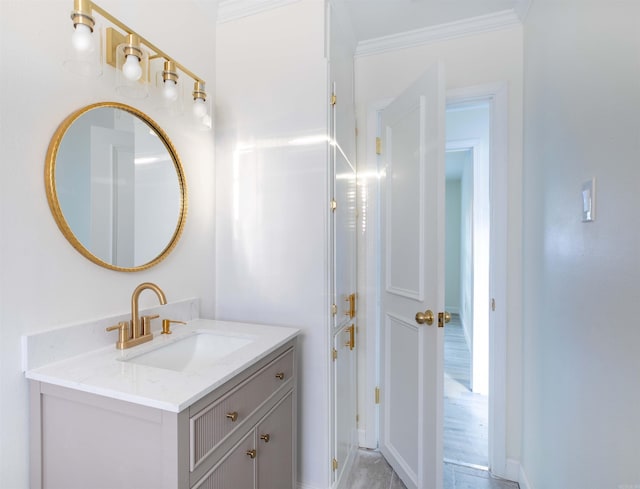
left=260, top=434, right=271, bottom=443
left=246, top=449, right=257, bottom=459
left=275, top=372, right=285, bottom=380
left=415, top=309, right=434, bottom=325
left=226, top=412, right=238, bottom=422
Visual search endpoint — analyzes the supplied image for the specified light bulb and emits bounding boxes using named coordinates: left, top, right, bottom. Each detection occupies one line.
left=193, top=98, right=207, bottom=118
left=71, top=23, right=93, bottom=52
left=163, top=80, right=178, bottom=101
left=122, top=54, right=142, bottom=81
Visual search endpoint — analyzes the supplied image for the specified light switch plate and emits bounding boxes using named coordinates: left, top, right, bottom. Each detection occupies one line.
left=582, top=178, right=596, bottom=222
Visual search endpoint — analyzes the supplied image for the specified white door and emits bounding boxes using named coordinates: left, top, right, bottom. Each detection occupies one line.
left=330, top=74, right=358, bottom=485
left=90, top=126, right=135, bottom=267
left=379, top=63, right=446, bottom=489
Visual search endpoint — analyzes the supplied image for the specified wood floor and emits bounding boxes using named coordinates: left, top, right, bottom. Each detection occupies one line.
left=345, top=449, right=520, bottom=489
left=444, top=315, right=488, bottom=467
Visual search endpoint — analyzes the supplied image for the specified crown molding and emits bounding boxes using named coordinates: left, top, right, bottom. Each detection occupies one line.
left=355, top=9, right=522, bottom=58
left=515, top=0, right=532, bottom=22
left=217, top=0, right=301, bottom=23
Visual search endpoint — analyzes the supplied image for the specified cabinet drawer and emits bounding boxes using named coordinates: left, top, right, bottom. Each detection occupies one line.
left=190, top=349, right=293, bottom=471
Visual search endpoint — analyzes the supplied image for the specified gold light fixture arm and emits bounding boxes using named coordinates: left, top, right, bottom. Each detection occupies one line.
left=85, top=1, right=205, bottom=86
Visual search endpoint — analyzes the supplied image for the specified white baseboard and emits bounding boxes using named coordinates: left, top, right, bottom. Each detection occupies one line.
left=518, top=464, right=534, bottom=489
left=297, top=482, right=327, bottom=489
left=504, top=458, right=520, bottom=482
left=490, top=458, right=519, bottom=484
left=358, top=428, right=377, bottom=449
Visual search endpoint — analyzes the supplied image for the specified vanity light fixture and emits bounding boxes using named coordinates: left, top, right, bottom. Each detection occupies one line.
left=121, top=34, right=144, bottom=81
left=192, top=81, right=207, bottom=117
left=64, top=0, right=210, bottom=127
left=162, top=61, right=179, bottom=101
left=70, top=0, right=95, bottom=52
left=64, top=0, right=102, bottom=76
left=114, top=33, right=149, bottom=98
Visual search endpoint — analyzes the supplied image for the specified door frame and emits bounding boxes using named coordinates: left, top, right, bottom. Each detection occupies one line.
left=360, top=81, right=510, bottom=478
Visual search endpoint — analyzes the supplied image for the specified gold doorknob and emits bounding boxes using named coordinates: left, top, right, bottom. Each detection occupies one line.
left=438, top=311, right=452, bottom=328
left=415, top=309, right=434, bottom=325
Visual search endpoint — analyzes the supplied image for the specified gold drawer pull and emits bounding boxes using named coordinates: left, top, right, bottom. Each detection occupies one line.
left=275, top=372, right=285, bottom=380
left=246, top=449, right=257, bottom=459
left=260, top=434, right=271, bottom=443
left=226, top=411, right=238, bottom=422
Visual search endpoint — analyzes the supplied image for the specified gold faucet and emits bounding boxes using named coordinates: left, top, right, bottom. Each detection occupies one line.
left=106, top=282, right=167, bottom=349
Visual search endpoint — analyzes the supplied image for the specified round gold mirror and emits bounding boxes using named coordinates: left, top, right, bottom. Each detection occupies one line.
left=45, top=102, right=187, bottom=272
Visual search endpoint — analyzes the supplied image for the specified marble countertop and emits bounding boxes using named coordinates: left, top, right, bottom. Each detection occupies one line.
left=25, top=319, right=299, bottom=413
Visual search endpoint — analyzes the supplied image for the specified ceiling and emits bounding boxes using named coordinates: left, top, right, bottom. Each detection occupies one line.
left=343, top=0, right=525, bottom=42
left=215, top=0, right=528, bottom=46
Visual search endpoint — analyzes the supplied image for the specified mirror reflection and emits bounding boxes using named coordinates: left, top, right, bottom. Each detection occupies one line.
left=46, top=103, right=187, bottom=271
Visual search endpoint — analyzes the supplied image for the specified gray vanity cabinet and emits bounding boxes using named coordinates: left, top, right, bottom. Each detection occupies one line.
left=256, top=392, right=294, bottom=489
left=197, top=392, right=294, bottom=489
left=29, top=340, right=296, bottom=489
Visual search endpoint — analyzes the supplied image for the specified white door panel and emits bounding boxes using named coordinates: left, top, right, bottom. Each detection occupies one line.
left=380, top=62, right=445, bottom=489
left=330, top=38, right=357, bottom=484
left=334, top=147, right=357, bottom=327
left=384, top=105, right=423, bottom=300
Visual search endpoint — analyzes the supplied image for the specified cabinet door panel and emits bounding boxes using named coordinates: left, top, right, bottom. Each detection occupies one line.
left=196, top=430, right=255, bottom=489
left=256, top=392, right=294, bottom=489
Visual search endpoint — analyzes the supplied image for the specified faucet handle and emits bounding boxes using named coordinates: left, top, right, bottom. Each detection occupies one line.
left=106, top=321, right=130, bottom=349
left=161, top=319, right=186, bottom=335
left=140, top=314, right=160, bottom=336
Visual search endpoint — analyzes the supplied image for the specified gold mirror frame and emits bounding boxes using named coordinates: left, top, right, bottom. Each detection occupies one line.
left=45, top=102, right=188, bottom=272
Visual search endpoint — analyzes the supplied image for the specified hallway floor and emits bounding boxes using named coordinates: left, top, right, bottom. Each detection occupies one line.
left=345, top=316, right=519, bottom=488
left=444, top=315, right=488, bottom=466
left=345, top=449, right=520, bottom=489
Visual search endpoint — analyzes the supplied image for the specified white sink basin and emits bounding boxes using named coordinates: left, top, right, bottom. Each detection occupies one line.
left=123, top=332, right=254, bottom=372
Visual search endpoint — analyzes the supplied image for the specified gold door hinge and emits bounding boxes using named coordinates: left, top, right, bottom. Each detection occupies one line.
left=332, top=348, right=338, bottom=361
left=332, top=458, right=339, bottom=471
left=491, top=298, right=496, bottom=311
left=330, top=94, right=337, bottom=106
left=375, top=387, right=380, bottom=404
left=376, top=137, right=381, bottom=155
left=331, top=304, right=338, bottom=316
left=356, top=414, right=359, bottom=425
left=330, top=199, right=337, bottom=212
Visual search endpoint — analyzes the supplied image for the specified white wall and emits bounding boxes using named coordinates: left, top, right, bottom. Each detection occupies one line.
left=459, top=159, right=474, bottom=346
left=0, top=2, right=216, bottom=487
left=355, top=25, right=523, bottom=463
left=215, top=3, right=331, bottom=488
left=444, top=177, right=461, bottom=314
left=522, top=2, right=640, bottom=488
